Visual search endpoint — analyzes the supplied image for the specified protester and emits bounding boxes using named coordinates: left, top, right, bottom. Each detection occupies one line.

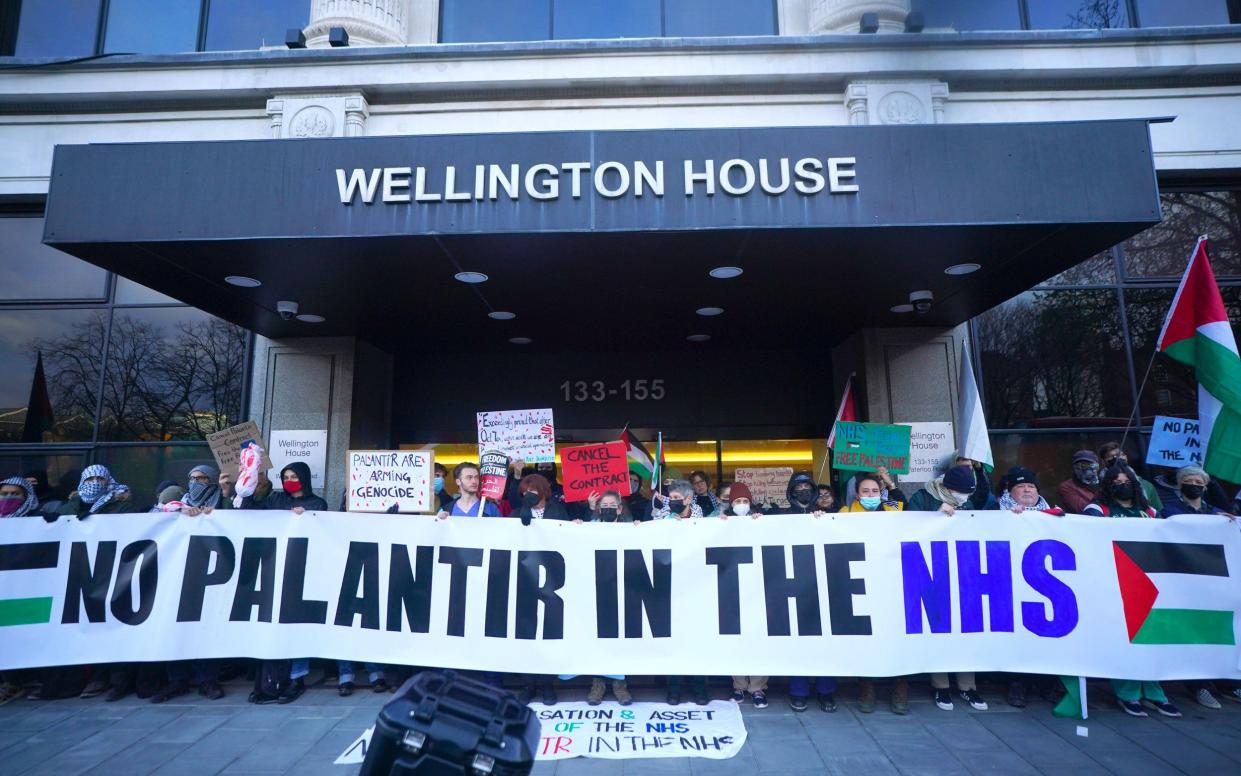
left=1160, top=465, right=1232, bottom=517
left=1082, top=463, right=1157, bottom=518
left=708, top=481, right=731, bottom=516
left=1098, top=442, right=1162, bottom=511
left=1057, top=451, right=1100, bottom=514
left=337, top=662, right=389, bottom=696
left=586, top=490, right=635, bottom=523
left=0, top=476, right=41, bottom=518
left=436, top=462, right=501, bottom=519
left=775, top=471, right=827, bottom=516
left=58, top=465, right=131, bottom=519
left=179, top=465, right=227, bottom=516
left=719, top=482, right=762, bottom=519
left=689, top=470, right=718, bottom=515
left=998, top=466, right=1064, bottom=516
left=626, top=471, right=651, bottom=521
left=652, top=480, right=703, bottom=520
left=218, top=470, right=235, bottom=502
left=513, top=473, right=570, bottom=524
left=150, top=485, right=186, bottom=512
left=815, top=483, right=836, bottom=512
left=433, top=462, right=452, bottom=511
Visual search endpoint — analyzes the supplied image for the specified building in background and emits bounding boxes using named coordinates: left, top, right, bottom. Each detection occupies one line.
left=0, top=0, right=1238, bottom=506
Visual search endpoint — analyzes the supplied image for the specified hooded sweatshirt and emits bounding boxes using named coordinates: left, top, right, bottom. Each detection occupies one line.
left=244, top=462, right=328, bottom=511
left=770, top=473, right=819, bottom=514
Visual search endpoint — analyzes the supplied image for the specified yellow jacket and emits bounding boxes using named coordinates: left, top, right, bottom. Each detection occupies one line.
left=842, top=499, right=904, bottom=512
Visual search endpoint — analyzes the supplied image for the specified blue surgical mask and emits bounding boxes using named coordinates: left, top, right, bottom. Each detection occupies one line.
left=433, top=476, right=444, bottom=493
left=859, top=496, right=882, bottom=510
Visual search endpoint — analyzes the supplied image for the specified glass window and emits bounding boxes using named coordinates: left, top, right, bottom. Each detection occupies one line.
left=1027, top=0, right=1130, bottom=29
left=204, top=0, right=310, bottom=51
left=1134, top=0, right=1231, bottom=27
left=0, top=452, right=87, bottom=506
left=104, top=0, right=201, bottom=54
left=0, top=217, right=108, bottom=300
left=989, top=431, right=1142, bottom=500
left=440, top=0, right=550, bottom=43
left=910, top=0, right=1022, bottom=30
left=720, top=438, right=820, bottom=509
left=663, top=0, right=777, bottom=36
left=1123, top=286, right=1241, bottom=424
left=554, top=0, right=661, bottom=39
left=99, top=308, right=248, bottom=441
left=13, top=0, right=101, bottom=58
left=1121, top=191, right=1241, bottom=278
left=1039, top=250, right=1117, bottom=286
left=93, top=444, right=216, bottom=512
left=975, top=289, right=1131, bottom=429
left=0, top=309, right=106, bottom=443
left=115, top=277, right=180, bottom=305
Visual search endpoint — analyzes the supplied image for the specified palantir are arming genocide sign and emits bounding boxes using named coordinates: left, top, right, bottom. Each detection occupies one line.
left=1, top=512, right=1239, bottom=680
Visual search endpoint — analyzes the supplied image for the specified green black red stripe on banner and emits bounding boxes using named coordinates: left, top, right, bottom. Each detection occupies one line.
left=0, top=542, right=59, bottom=627
left=1113, top=541, right=1234, bottom=646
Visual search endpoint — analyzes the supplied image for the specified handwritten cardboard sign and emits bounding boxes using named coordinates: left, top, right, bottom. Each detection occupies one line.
left=347, top=450, right=433, bottom=514
left=897, top=422, right=954, bottom=481
left=561, top=441, right=632, bottom=503
left=1146, top=415, right=1204, bottom=467
left=206, top=420, right=272, bottom=480
left=477, top=407, right=556, bottom=464
left=479, top=450, right=510, bottom=502
left=831, top=421, right=911, bottom=474
left=733, top=467, right=794, bottom=509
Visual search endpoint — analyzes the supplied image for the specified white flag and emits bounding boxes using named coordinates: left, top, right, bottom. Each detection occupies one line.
left=957, top=341, right=993, bottom=470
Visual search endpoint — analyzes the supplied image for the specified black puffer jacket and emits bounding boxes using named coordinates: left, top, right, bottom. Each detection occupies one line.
left=244, top=462, right=328, bottom=511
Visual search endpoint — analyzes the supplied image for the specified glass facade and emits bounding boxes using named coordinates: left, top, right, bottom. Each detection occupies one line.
left=972, top=187, right=1241, bottom=482
left=0, top=215, right=251, bottom=509
left=913, top=0, right=1236, bottom=30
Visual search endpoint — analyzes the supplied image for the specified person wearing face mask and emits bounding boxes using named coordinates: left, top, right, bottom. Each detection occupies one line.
left=180, top=465, right=229, bottom=517
left=625, top=472, right=651, bottom=522
left=513, top=473, right=570, bottom=525
left=586, top=490, right=636, bottom=524
left=1057, top=451, right=1101, bottom=514
left=432, top=463, right=452, bottom=512
left=717, top=482, right=768, bottom=707
left=707, top=482, right=732, bottom=516
left=1097, top=442, right=1162, bottom=512
left=1160, top=465, right=1232, bottom=518
left=58, top=465, right=132, bottom=519
left=651, top=480, right=703, bottom=520
left=772, top=472, right=828, bottom=515
left=0, top=476, right=41, bottom=518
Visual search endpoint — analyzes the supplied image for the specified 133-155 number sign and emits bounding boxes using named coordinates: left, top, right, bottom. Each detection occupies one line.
left=560, top=379, right=666, bottom=403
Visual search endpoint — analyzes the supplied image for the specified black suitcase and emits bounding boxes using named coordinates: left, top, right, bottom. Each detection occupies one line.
left=360, top=669, right=541, bottom=776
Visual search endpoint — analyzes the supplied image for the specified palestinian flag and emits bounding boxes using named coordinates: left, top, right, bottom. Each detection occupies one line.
left=1113, top=540, right=1234, bottom=646
left=825, top=373, right=857, bottom=449
left=1156, top=237, right=1241, bottom=483
left=620, top=426, right=655, bottom=482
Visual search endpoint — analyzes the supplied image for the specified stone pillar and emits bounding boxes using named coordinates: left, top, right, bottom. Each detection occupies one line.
left=265, top=92, right=370, bottom=139
left=304, top=0, right=408, bottom=47
left=249, top=336, right=393, bottom=511
left=840, top=80, right=949, bottom=125
left=808, top=0, right=911, bottom=33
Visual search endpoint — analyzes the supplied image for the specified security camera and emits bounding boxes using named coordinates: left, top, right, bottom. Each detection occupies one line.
left=910, top=290, right=934, bottom=314
left=277, top=301, right=299, bottom=321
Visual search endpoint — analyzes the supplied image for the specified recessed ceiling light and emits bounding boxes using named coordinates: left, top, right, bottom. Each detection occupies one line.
left=687, top=334, right=711, bottom=342
left=890, top=304, right=914, bottom=313
left=509, top=336, right=532, bottom=345
left=296, top=314, right=325, bottom=323
left=225, top=275, right=261, bottom=288
left=488, top=311, right=516, bottom=320
left=709, top=266, right=744, bottom=279
left=455, top=271, right=489, bottom=284
left=945, top=263, right=982, bottom=276
left=696, top=307, right=724, bottom=317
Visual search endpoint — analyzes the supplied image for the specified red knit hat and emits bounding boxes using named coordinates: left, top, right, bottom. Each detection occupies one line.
left=729, top=482, right=754, bottom=502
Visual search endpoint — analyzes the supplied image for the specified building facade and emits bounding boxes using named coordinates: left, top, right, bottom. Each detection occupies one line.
left=1, top=0, right=1239, bottom=507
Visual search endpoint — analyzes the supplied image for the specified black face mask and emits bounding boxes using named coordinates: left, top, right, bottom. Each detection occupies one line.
left=667, top=499, right=685, bottom=514
left=522, top=491, right=541, bottom=507
left=794, top=489, right=814, bottom=506
left=1113, top=482, right=1136, bottom=501
left=599, top=507, right=619, bottom=521
left=1180, top=484, right=1205, bottom=500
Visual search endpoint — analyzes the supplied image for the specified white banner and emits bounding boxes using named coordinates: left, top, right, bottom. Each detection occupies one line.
left=1, top=511, right=1239, bottom=680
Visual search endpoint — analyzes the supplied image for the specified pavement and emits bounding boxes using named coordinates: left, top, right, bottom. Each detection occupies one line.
left=1, top=677, right=1240, bottom=775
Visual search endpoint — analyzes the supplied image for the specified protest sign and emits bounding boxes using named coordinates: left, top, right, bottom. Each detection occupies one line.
left=479, top=450, right=510, bottom=501
left=831, top=421, right=911, bottom=474
left=3, top=510, right=1239, bottom=682
left=336, top=701, right=747, bottom=765
left=1146, top=415, right=1204, bottom=467
left=898, top=422, right=954, bottom=481
left=347, top=450, right=433, bottom=513
left=477, top=408, right=556, bottom=463
left=206, top=420, right=272, bottom=479
left=733, top=467, right=794, bottom=509
left=268, top=429, right=328, bottom=489
left=561, top=441, right=631, bottom=503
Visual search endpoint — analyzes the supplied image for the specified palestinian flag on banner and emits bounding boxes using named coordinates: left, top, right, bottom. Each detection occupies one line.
left=1156, top=236, right=1241, bottom=483
left=825, top=373, right=857, bottom=449
left=1113, top=540, right=1234, bottom=646
left=620, top=426, right=655, bottom=481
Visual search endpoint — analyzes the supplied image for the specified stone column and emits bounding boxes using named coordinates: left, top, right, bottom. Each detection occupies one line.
left=304, top=0, right=408, bottom=47
left=808, top=0, right=911, bottom=33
